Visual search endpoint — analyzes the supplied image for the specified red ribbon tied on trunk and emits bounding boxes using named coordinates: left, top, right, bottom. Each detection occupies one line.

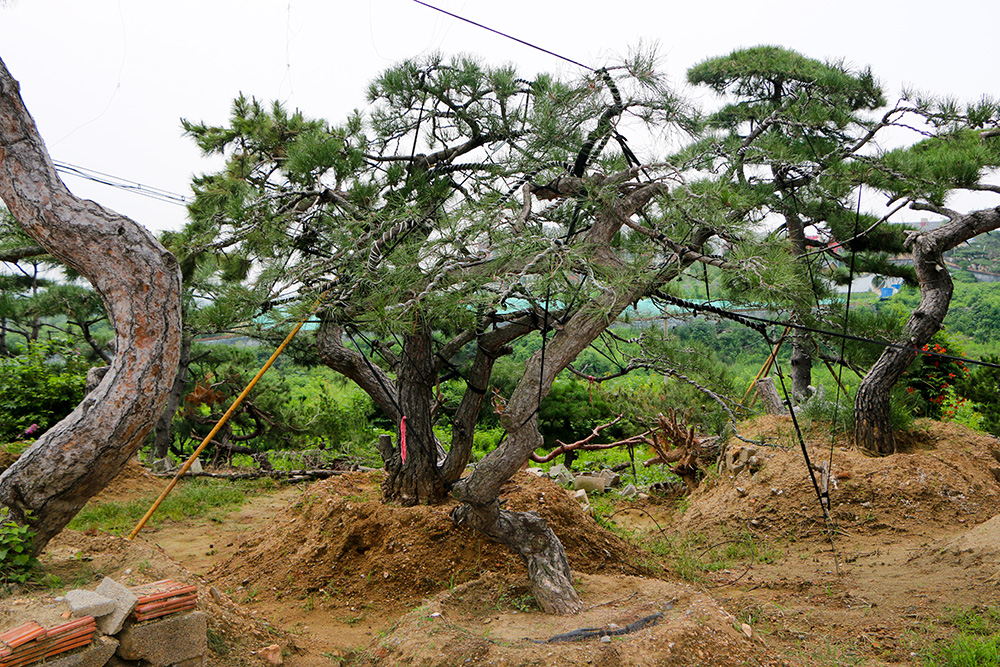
left=400, top=415, right=407, bottom=463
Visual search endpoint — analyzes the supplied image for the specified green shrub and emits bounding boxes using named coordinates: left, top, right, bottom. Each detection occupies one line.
left=0, top=508, right=39, bottom=589
left=0, top=339, right=90, bottom=442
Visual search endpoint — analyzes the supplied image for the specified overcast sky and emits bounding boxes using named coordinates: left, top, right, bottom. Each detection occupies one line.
left=1, top=0, right=996, bottom=234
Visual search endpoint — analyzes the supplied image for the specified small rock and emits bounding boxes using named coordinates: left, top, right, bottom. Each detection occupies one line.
left=600, top=635, right=611, bottom=643
left=572, top=489, right=589, bottom=506
left=259, top=644, right=283, bottom=665
left=548, top=464, right=574, bottom=485
left=636, top=493, right=649, bottom=501
left=524, top=467, right=546, bottom=478
left=94, top=577, right=138, bottom=635
left=620, top=484, right=638, bottom=499
left=189, top=457, right=204, bottom=474
left=741, top=623, right=753, bottom=639
left=736, top=487, right=748, bottom=497
left=606, top=623, right=621, bottom=631
left=430, top=612, right=441, bottom=618
left=598, top=468, right=622, bottom=488
left=209, top=587, right=223, bottom=605
left=151, top=457, right=175, bottom=473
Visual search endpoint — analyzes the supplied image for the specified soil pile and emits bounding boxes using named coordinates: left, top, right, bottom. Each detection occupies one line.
left=91, top=457, right=166, bottom=502
left=673, top=416, right=1000, bottom=537
left=211, top=471, right=651, bottom=612
left=352, top=572, right=784, bottom=667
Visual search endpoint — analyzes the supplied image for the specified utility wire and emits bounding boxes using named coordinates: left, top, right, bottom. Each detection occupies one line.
left=655, top=293, right=1000, bottom=371
left=412, top=1, right=593, bottom=72
left=53, top=160, right=190, bottom=206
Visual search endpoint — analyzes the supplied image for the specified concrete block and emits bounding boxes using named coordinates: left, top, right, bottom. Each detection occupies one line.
left=65, top=589, right=117, bottom=618
left=116, top=611, right=207, bottom=667
left=95, top=577, right=138, bottom=635
left=573, top=473, right=605, bottom=494
left=188, top=457, right=203, bottom=474
left=45, top=636, right=118, bottom=667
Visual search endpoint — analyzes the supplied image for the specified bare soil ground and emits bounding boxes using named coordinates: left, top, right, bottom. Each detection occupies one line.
left=4, top=417, right=1000, bottom=666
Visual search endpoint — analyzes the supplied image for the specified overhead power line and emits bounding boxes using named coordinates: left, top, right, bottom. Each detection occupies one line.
left=412, top=1, right=593, bottom=72
left=53, top=160, right=190, bottom=207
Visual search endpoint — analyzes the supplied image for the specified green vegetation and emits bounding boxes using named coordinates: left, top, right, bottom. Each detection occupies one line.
left=0, top=338, right=89, bottom=442
left=921, top=607, right=1000, bottom=667
left=66, top=478, right=254, bottom=535
left=0, top=507, right=39, bottom=590
left=643, top=529, right=781, bottom=583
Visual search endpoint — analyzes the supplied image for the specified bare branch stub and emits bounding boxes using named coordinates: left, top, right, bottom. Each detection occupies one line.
left=643, top=410, right=702, bottom=492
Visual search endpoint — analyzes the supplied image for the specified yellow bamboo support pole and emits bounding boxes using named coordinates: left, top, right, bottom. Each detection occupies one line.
left=128, top=312, right=314, bottom=541
left=741, top=326, right=790, bottom=407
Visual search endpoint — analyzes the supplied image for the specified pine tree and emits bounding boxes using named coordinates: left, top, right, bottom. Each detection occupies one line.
left=181, top=52, right=707, bottom=613
left=686, top=46, right=913, bottom=401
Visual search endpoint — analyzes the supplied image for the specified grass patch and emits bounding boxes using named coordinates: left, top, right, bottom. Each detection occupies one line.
left=67, top=478, right=251, bottom=535
left=921, top=606, right=1000, bottom=667
left=643, top=529, right=781, bottom=582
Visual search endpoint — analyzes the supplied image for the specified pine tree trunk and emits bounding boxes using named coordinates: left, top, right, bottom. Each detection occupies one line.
left=381, top=321, right=447, bottom=505
left=790, top=336, right=813, bottom=402
left=0, top=58, right=182, bottom=552
left=854, top=206, right=1000, bottom=455
left=451, top=501, right=581, bottom=615
left=854, top=348, right=908, bottom=455
left=153, top=333, right=192, bottom=459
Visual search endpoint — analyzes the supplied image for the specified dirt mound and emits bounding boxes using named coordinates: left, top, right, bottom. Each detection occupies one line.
left=211, top=471, right=651, bottom=611
left=349, top=572, right=785, bottom=667
left=934, top=513, right=1000, bottom=571
left=91, top=457, right=165, bottom=502
left=673, top=416, right=1000, bottom=537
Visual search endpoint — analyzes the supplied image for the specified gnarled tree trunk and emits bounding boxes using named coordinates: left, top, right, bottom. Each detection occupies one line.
left=855, top=206, right=1000, bottom=455
left=0, top=58, right=182, bottom=551
left=452, top=183, right=705, bottom=614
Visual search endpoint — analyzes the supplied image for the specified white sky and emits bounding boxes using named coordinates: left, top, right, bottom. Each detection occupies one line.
left=1, top=0, right=996, bottom=235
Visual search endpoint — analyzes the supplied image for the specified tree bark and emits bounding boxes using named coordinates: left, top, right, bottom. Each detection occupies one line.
left=755, top=377, right=787, bottom=415
left=451, top=183, right=705, bottom=614
left=381, top=321, right=447, bottom=505
left=315, top=316, right=400, bottom=422
left=0, top=58, right=182, bottom=551
left=153, top=332, right=192, bottom=459
left=854, top=206, right=1000, bottom=455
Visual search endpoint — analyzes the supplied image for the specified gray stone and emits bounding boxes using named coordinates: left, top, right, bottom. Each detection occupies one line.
left=65, top=588, right=117, bottom=618
left=151, top=457, right=174, bottom=473
left=524, top=467, right=545, bottom=478
left=620, top=484, right=638, bottom=499
left=598, top=468, right=622, bottom=488
left=95, top=577, right=138, bottom=635
left=573, top=473, right=605, bottom=494
left=188, top=457, right=203, bottom=474
left=44, top=637, right=118, bottom=667
left=116, top=612, right=207, bottom=667
left=547, top=464, right=574, bottom=485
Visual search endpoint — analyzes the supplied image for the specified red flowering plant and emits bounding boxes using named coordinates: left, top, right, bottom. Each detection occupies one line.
left=901, top=333, right=971, bottom=419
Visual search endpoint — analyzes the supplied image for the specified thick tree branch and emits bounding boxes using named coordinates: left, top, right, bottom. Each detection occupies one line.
left=0, top=58, right=183, bottom=550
